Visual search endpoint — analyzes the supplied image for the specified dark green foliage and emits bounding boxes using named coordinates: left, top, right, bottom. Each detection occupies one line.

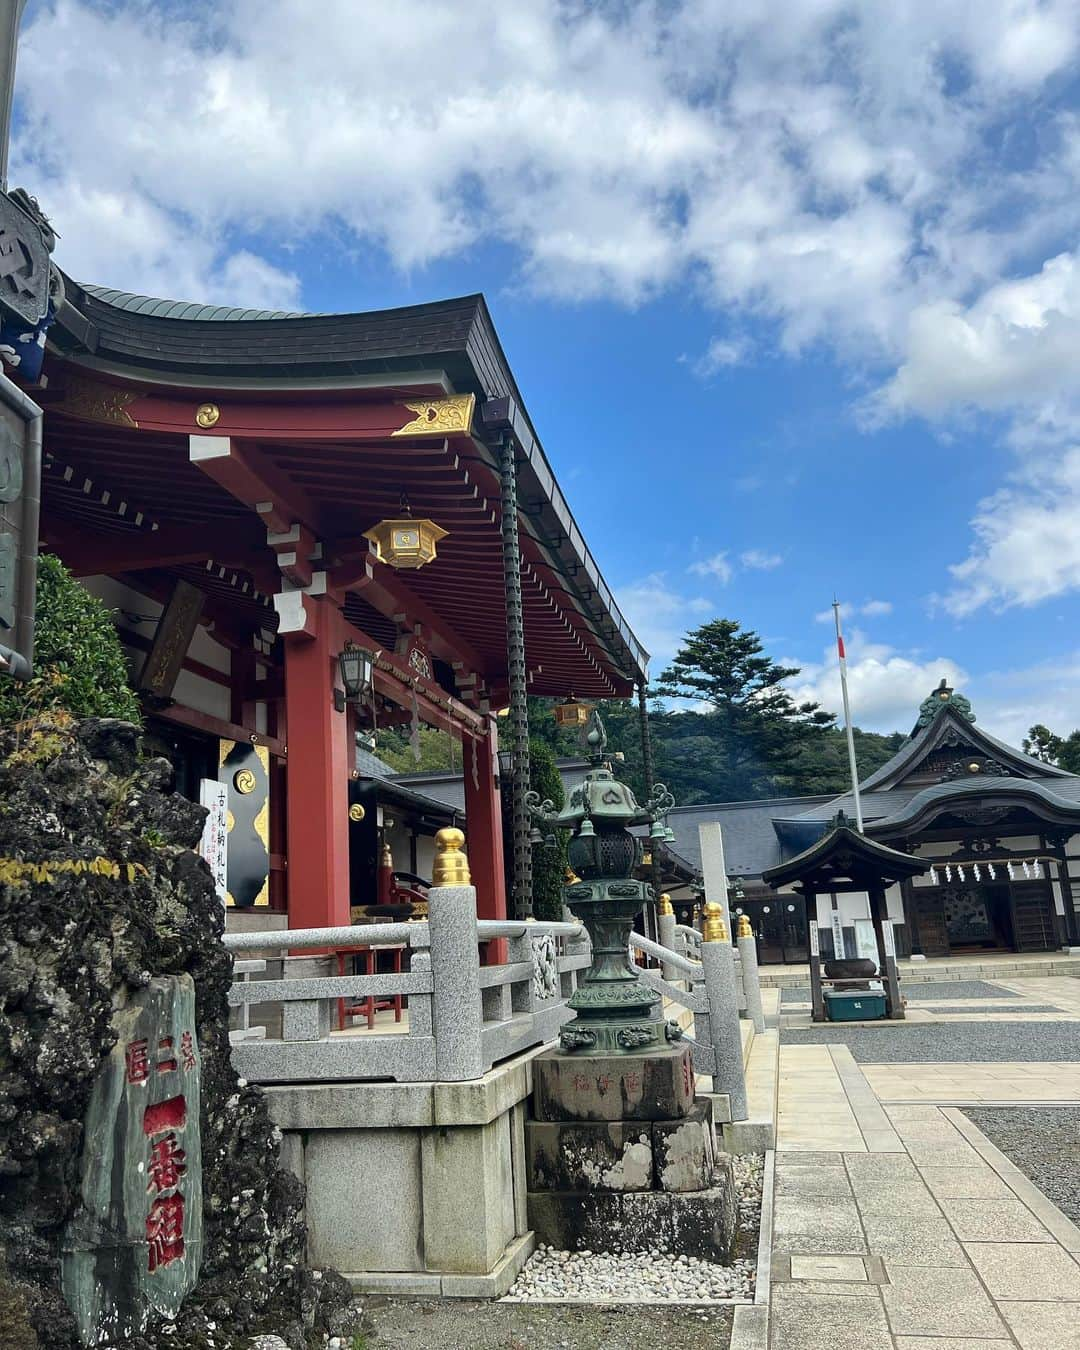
left=375, top=724, right=459, bottom=773
left=650, top=619, right=836, bottom=802
left=501, top=736, right=569, bottom=921
left=0, top=554, right=141, bottom=726
left=1024, top=723, right=1080, bottom=774
left=529, top=739, right=568, bottom=921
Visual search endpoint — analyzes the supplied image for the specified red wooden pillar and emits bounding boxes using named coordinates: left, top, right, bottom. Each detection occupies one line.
left=464, top=718, right=508, bottom=962
left=282, top=596, right=351, bottom=930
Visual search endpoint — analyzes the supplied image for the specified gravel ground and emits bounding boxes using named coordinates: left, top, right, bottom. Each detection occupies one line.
left=964, top=1106, right=1080, bottom=1225
left=924, top=1003, right=1059, bottom=1014
left=780, top=1020, right=1080, bottom=1061
left=779, top=979, right=1009, bottom=1005
left=505, top=1154, right=762, bottom=1304
left=357, top=1298, right=734, bottom=1348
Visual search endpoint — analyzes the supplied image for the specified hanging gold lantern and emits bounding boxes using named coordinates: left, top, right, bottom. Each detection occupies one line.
left=364, top=492, right=447, bottom=570
left=553, top=695, right=592, bottom=728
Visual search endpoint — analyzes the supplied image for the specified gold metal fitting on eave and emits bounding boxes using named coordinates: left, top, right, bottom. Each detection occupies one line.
left=195, top=402, right=221, bottom=428
left=349, top=803, right=365, bottom=822
left=657, top=892, right=673, bottom=916
left=737, top=913, right=753, bottom=939
left=433, top=827, right=471, bottom=886
left=701, top=899, right=728, bottom=943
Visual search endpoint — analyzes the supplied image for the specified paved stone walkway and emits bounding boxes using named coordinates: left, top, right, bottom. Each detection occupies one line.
left=766, top=977, right=1080, bottom=1349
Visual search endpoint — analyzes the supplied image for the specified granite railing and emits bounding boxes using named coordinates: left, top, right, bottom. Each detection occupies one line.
left=222, top=888, right=591, bottom=1085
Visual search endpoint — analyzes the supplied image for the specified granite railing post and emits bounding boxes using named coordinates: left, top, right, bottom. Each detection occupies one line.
left=736, top=915, right=766, bottom=1035
left=426, top=829, right=485, bottom=1081
left=657, top=893, right=679, bottom=983
left=700, top=901, right=748, bottom=1120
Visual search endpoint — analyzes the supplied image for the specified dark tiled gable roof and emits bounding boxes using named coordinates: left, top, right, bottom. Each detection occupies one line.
left=666, top=796, right=835, bottom=879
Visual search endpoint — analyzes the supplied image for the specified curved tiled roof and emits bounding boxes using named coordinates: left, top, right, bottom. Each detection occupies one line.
left=80, top=283, right=317, bottom=322
left=868, top=776, right=1080, bottom=835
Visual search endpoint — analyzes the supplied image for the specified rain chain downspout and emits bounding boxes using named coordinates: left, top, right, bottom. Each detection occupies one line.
left=500, top=431, right=533, bottom=918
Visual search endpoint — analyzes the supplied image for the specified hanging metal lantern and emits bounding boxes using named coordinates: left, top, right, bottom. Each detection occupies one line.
left=363, top=492, right=447, bottom=570
left=553, top=695, right=593, bottom=729
left=338, top=640, right=374, bottom=702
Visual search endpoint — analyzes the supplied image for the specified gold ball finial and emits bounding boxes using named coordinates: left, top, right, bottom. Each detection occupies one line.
left=657, top=892, right=673, bottom=916
left=433, top=827, right=471, bottom=886
left=737, top=913, right=753, bottom=939
left=701, top=899, right=728, bottom=943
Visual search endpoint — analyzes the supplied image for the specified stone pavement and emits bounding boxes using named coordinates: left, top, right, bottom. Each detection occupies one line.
left=765, top=976, right=1080, bottom=1348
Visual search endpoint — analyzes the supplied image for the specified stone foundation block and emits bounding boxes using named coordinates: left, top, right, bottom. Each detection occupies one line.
left=526, top=1119, right=654, bottom=1193
left=531, top=1043, right=694, bottom=1123
left=527, top=1156, right=736, bottom=1262
left=652, top=1098, right=716, bottom=1193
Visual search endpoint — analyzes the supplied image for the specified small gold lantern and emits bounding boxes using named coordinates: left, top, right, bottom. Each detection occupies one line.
left=553, top=695, right=592, bottom=729
left=363, top=493, right=447, bottom=570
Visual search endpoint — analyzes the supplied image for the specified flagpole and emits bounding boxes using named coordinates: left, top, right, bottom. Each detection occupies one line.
left=833, top=599, right=864, bottom=832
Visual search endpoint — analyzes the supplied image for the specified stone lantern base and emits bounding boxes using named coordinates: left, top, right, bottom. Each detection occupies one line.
left=525, top=1043, right=736, bottom=1262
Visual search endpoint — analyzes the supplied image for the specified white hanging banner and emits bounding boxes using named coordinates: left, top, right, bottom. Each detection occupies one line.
left=198, top=778, right=229, bottom=905
left=830, top=908, right=846, bottom=960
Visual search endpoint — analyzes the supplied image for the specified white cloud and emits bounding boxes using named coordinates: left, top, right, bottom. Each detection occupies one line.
left=688, top=552, right=734, bottom=583
left=789, top=632, right=968, bottom=733
left=740, top=549, right=783, bottom=571
left=614, top=573, right=712, bottom=674
left=684, top=335, right=753, bottom=378
left=14, top=0, right=1080, bottom=336
left=860, top=599, right=893, bottom=617
left=937, top=448, right=1080, bottom=616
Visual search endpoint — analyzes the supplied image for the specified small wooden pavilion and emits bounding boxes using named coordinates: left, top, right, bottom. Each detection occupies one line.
left=26, top=279, right=648, bottom=934
left=763, top=818, right=929, bottom=1021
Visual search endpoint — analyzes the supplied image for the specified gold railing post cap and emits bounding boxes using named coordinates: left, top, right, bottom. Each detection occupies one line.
left=736, top=913, right=753, bottom=939
left=657, top=892, right=673, bottom=916
left=701, top=899, right=729, bottom=943
left=433, top=827, right=471, bottom=886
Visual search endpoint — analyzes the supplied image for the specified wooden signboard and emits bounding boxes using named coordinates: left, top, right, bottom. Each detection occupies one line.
left=137, top=578, right=205, bottom=698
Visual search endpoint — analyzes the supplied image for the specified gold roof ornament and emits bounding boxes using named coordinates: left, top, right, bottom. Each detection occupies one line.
left=657, top=892, right=674, bottom=916
left=701, top=899, right=728, bottom=943
left=364, top=491, right=447, bottom=570
left=433, top=827, right=471, bottom=887
left=737, top=913, right=753, bottom=939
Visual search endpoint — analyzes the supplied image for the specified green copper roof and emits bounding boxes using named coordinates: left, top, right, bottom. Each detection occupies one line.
left=80, top=283, right=320, bottom=322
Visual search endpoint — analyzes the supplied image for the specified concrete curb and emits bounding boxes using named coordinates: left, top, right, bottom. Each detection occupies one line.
left=943, top=1107, right=1080, bottom=1257
left=729, top=1147, right=774, bottom=1350
left=347, top=1230, right=536, bottom=1299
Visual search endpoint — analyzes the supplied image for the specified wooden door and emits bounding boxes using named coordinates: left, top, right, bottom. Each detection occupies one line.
left=1010, top=884, right=1057, bottom=951
left=913, top=889, right=949, bottom=956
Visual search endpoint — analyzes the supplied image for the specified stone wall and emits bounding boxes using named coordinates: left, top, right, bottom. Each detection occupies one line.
left=0, top=714, right=354, bottom=1349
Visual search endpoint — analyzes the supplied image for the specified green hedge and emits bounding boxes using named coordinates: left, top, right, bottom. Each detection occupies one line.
left=0, top=554, right=142, bottom=726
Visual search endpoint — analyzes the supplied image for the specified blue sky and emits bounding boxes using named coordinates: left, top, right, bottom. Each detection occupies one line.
left=15, top=0, right=1080, bottom=743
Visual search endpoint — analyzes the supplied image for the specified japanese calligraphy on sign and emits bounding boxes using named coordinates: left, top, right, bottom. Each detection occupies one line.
left=198, top=778, right=229, bottom=904
left=61, top=975, right=203, bottom=1347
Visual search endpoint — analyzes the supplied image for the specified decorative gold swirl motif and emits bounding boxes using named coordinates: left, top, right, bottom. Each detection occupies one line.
left=349, top=803, right=366, bottom=822
left=195, top=403, right=220, bottom=428
left=53, top=375, right=138, bottom=428
left=392, top=393, right=475, bottom=438
left=233, top=768, right=256, bottom=794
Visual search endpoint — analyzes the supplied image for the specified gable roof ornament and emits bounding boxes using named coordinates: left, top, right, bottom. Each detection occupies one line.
left=914, top=678, right=975, bottom=734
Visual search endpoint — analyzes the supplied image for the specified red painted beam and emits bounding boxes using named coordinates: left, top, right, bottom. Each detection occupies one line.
left=189, top=434, right=322, bottom=534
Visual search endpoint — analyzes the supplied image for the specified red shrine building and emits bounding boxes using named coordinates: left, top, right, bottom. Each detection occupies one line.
left=34, top=280, right=648, bottom=935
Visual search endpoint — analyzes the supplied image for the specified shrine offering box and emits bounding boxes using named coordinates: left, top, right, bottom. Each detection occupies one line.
left=824, top=991, right=886, bottom=1022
